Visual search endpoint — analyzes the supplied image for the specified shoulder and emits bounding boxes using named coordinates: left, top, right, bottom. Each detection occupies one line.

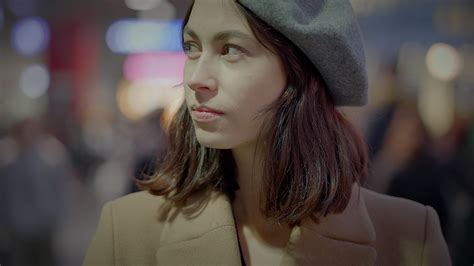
left=361, top=187, right=432, bottom=241
left=360, top=187, right=451, bottom=265
left=361, top=187, right=427, bottom=228
left=84, top=191, right=170, bottom=266
left=107, top=190, right=166, bottom=216
left=104, top=191, right=170, bottom=236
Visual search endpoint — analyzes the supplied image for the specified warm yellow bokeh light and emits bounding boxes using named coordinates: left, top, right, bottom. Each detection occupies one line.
left=160, top=92, right=184, bottom=134
left=116, top=79, right=183, bottom=121
left=418, top=78, right=455, bottom=138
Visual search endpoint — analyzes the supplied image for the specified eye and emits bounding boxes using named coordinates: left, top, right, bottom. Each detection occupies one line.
left=182, top=41, right=200, bottom=57
left=222, top=44, right=243, bottom=57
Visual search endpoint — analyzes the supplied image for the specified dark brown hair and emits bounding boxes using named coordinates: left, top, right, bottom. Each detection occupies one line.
left=138, top=0, right=369, bottom=225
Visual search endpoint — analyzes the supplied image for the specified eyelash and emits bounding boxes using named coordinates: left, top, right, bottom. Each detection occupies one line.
left=182, top=41, right=244, bottom=57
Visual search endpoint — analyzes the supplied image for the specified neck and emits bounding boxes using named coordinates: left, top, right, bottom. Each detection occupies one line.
left=231, top=139, right=291, bottom=246
left=231, top=139, right=264, bottom=221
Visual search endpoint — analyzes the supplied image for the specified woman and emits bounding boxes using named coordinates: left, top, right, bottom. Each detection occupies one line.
left=83, top=0, right=451, bottom=265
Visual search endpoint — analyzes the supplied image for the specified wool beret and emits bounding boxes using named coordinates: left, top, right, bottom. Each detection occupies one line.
left=239, top=0, right=368, bottom=106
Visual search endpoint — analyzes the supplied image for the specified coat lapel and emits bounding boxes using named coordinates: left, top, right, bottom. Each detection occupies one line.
left=281, top=183, right=377, bottom=266
left=155, top=190, right=243, bottom=265
left=156, top=183, right=377, bottom=266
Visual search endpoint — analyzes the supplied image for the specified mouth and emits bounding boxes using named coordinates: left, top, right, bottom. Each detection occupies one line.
left=192, top=105, right=224, bottom=115
left=191, top=105, right=224, bottom=122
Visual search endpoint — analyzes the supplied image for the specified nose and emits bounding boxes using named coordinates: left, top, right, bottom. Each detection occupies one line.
left=186, top=56, right=217, bottom=92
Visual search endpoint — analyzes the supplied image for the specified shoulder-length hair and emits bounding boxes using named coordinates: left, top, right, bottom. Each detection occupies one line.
left=138, top=0, right=369, bottom=225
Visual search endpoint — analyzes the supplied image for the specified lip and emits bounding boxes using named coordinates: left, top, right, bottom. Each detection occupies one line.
left=192, top=105, right=224, bottom=114
left=191, top=110, right=223, bottom=122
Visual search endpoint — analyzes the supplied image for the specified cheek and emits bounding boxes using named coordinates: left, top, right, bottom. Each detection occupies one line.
left=232, top=70, right=285, bottom=113
left=224, top=79, right=283, bottom=138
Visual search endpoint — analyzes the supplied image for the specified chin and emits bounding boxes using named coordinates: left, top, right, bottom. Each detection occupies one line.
left=195, top=131, right=235, bottom=149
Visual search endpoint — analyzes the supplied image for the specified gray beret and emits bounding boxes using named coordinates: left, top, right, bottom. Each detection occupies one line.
left=239, top=0, right=368, bottom=106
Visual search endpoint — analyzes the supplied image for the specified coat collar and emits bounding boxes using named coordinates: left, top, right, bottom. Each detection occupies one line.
left=155, top=183, right=377, bottom=265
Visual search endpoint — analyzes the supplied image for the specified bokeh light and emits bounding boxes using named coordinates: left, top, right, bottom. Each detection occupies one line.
left=125, top=0, right=162, bottom=11
left=123, top=52, right=186, bottom=82
left=419, top=79, right=455, bottom=138
left=426, top=43, right=463, bottom=82
left=116, top=79, right=183, bottom=121
left=106, top=19, right=182, bottom=54
left=19, top=64, right=50, bottom=99
left=11, top=17, right=50, bottom=56
left=160, top=92, right=184, bottom=133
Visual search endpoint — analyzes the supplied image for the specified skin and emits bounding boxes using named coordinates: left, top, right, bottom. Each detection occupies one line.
left=183, top=0, right=292, bottom=264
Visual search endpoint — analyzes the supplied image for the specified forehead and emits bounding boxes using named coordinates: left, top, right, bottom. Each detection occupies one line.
left=185, top=0, right=252, bottom=36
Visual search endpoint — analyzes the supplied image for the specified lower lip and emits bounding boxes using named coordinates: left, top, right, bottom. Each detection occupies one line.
left=191, top=110, right=223, bottom=122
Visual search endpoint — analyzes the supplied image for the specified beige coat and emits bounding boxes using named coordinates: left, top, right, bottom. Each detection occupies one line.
left=83, top=183, right=451, bottom=265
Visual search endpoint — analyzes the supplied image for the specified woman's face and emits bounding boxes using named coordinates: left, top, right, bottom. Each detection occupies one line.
left=183, top=0, right=287, bottom=149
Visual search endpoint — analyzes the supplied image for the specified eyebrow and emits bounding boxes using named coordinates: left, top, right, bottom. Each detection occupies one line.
left=183, top=27, right=256, bottom=43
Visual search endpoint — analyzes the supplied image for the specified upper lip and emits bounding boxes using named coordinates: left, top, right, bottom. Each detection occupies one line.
left=192, top=105, right=224, bottom=114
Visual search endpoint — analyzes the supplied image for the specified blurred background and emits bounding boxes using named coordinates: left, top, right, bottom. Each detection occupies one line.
left=0, top=0, right=472, bottom=265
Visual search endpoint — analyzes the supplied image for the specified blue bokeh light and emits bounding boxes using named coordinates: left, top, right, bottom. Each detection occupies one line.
left=106, top=19, right=182, bottom=54
left=11, top=17, right=50, bottom=56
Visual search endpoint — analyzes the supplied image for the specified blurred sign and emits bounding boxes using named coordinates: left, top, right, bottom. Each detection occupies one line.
left=106, top=19, right=182, bottom=54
